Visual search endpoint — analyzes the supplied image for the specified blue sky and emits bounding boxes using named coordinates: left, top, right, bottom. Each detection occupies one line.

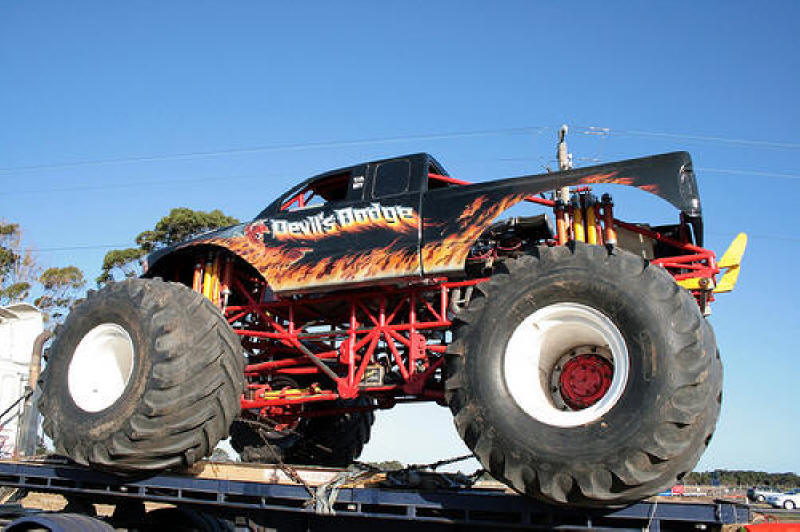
left=1, top=2, right=798, bottom=473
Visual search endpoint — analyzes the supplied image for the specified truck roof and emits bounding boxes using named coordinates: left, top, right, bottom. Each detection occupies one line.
left=256, top=153, right=449, bottom=219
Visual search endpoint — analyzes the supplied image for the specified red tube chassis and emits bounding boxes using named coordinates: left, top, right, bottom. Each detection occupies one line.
left=223, top=188, right=721, bottom=421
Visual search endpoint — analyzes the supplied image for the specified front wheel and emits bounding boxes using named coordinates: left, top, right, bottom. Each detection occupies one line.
left=785, top=500, right=797, bottom=510
left=445, top=243, right=722, bottom=507
left=38, top=278, right=245, bottom=472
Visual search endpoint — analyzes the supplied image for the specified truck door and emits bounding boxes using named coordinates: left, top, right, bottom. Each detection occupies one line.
left=361, top=156, right=424, bottom=277
left=257, top=158, right=423, bottom=292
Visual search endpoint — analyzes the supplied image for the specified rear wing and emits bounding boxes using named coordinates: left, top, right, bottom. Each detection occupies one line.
left=422, top=152, right=703, bottom=275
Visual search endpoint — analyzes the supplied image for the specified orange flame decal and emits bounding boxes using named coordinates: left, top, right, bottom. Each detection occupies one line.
left=204, top=236, right=419, bottom=292
left=188, top=193, right=533, bottom=291
left=578, top=172, right=660, bottom=194
left=422, top=193, right=527, bottom=272
left=638, top=184, right=660, bottom=193
left=577, top=172, right=631, bottom=185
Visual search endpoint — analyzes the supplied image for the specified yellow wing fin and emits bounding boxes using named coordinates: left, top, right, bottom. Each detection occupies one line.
left=713, top=232, right=748, bottom=293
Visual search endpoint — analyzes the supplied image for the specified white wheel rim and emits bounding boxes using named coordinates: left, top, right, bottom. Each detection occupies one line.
left=67, top=323, right=135, bottom=413
left=503, top=302, right=629, bottom=427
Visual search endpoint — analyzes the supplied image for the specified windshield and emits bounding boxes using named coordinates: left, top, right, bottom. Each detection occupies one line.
left=255, top=171, right=351, bottom=219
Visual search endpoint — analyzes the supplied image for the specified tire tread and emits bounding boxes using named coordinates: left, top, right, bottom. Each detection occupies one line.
left=38, top=278, right=245, bottom=472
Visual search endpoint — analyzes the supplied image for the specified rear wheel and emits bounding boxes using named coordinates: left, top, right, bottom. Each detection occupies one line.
left=231, top=397, right=374, bottom=467
left=38, top=278, right=245, bottom=472
left=445, top=243, right=722, bottom=507
left=785, top=500, right=796, bottom=510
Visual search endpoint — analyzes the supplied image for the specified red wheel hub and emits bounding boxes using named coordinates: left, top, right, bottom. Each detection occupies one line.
left=558, top=354, right=613, bottom=410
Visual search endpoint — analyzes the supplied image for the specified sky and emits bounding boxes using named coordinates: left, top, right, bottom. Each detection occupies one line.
left=1, top=2, right=798, bottom=474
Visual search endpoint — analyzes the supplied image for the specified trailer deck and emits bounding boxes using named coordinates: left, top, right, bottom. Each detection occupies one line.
left=0, top=459, right=750, bottom=531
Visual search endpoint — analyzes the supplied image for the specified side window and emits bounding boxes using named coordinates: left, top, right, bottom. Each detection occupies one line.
left=373, top=160, right=410, bottom=198
left=281, top=172, right=351, bottom=211
left=427, top=162, right=456, bottom=190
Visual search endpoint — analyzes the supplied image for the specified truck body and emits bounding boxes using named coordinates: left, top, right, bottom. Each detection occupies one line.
left=144, top=151, right=704, bottom=294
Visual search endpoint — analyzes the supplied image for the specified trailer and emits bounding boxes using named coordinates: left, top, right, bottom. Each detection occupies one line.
left=0, top=458, right=750, bottom=531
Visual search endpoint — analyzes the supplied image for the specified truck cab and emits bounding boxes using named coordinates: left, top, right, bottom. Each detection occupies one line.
left=249, top=154, right=452, bottom=289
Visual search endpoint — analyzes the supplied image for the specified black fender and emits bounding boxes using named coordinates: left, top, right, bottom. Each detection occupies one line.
left=143, top=223, right=271, bottom=286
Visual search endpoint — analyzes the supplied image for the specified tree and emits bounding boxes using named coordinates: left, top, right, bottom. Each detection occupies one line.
left=1, top=221, right=86, bottom=326
left=684, top=470, right=800, bottom=488
left=0, top=222, right=37, bottom=305
left=98, top=207, right=239, bottom=285
left=35, top=266, right=86, bottom=324
left=98, top=247, right=145, bottom=284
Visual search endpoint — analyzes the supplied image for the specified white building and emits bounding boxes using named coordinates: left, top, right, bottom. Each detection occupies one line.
left=0, top=303, right=43, bottom=458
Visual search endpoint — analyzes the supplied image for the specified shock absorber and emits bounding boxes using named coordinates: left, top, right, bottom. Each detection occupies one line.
left=202, top=254, right=214, bottom=301
left=601, top=193, right=617, bottom=245
left=554, top=198, right=569, bottom=245
left=192, top=259, right=203, bottom=293
left=585, top=195, right=599, bottom=245
left=571, top=195, right=585, bottom=242
left=220, top=256, right=232, bottom=309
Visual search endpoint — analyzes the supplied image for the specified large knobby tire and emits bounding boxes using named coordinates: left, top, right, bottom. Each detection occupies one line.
left=38, top=278, right=245, bottom=472
left=230, top=398, right=374, bottom=467
left=445, top=243, right=722, bottom=507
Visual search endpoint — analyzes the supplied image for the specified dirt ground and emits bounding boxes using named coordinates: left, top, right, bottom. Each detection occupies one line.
left=14, top=490, right=172, bottom=516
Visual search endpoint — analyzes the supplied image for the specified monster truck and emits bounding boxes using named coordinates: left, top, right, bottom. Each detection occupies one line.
left=38, top=152, right=746, bottom=507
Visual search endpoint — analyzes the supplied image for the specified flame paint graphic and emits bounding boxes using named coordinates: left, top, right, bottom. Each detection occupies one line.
left=638, top=184, right=660, bottom=193
left=261, top=194, right=525, bottom=289
left=203, top=236, right=419, bottom=292
left=422, top=193, right=527, bottom=272
left=577, top=172, right=662, bottom=195
left=193, top=194, right=526, bottom=291
left=577, top=172, right=631, bottom=185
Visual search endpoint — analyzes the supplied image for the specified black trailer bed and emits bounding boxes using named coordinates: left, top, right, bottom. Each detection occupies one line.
left=0, top=459, right=750, bottom=531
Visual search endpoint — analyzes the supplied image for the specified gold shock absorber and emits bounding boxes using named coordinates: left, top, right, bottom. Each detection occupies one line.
left=202, top=254, right=214, bottom=300
left=601, top=193, right=617, bottom=245
left=585, top=195, right=598, bottom=245
left=192, top=260, right=203, bottom=292
left=594, top=203, right=605, bottom=245
left=554, top=199, right=568, bottom=245
left=571, top=195, right=585, bottom=242
left=220, top=256, right=232, bottom=309
left=212, top=257, right=222, bottom=306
